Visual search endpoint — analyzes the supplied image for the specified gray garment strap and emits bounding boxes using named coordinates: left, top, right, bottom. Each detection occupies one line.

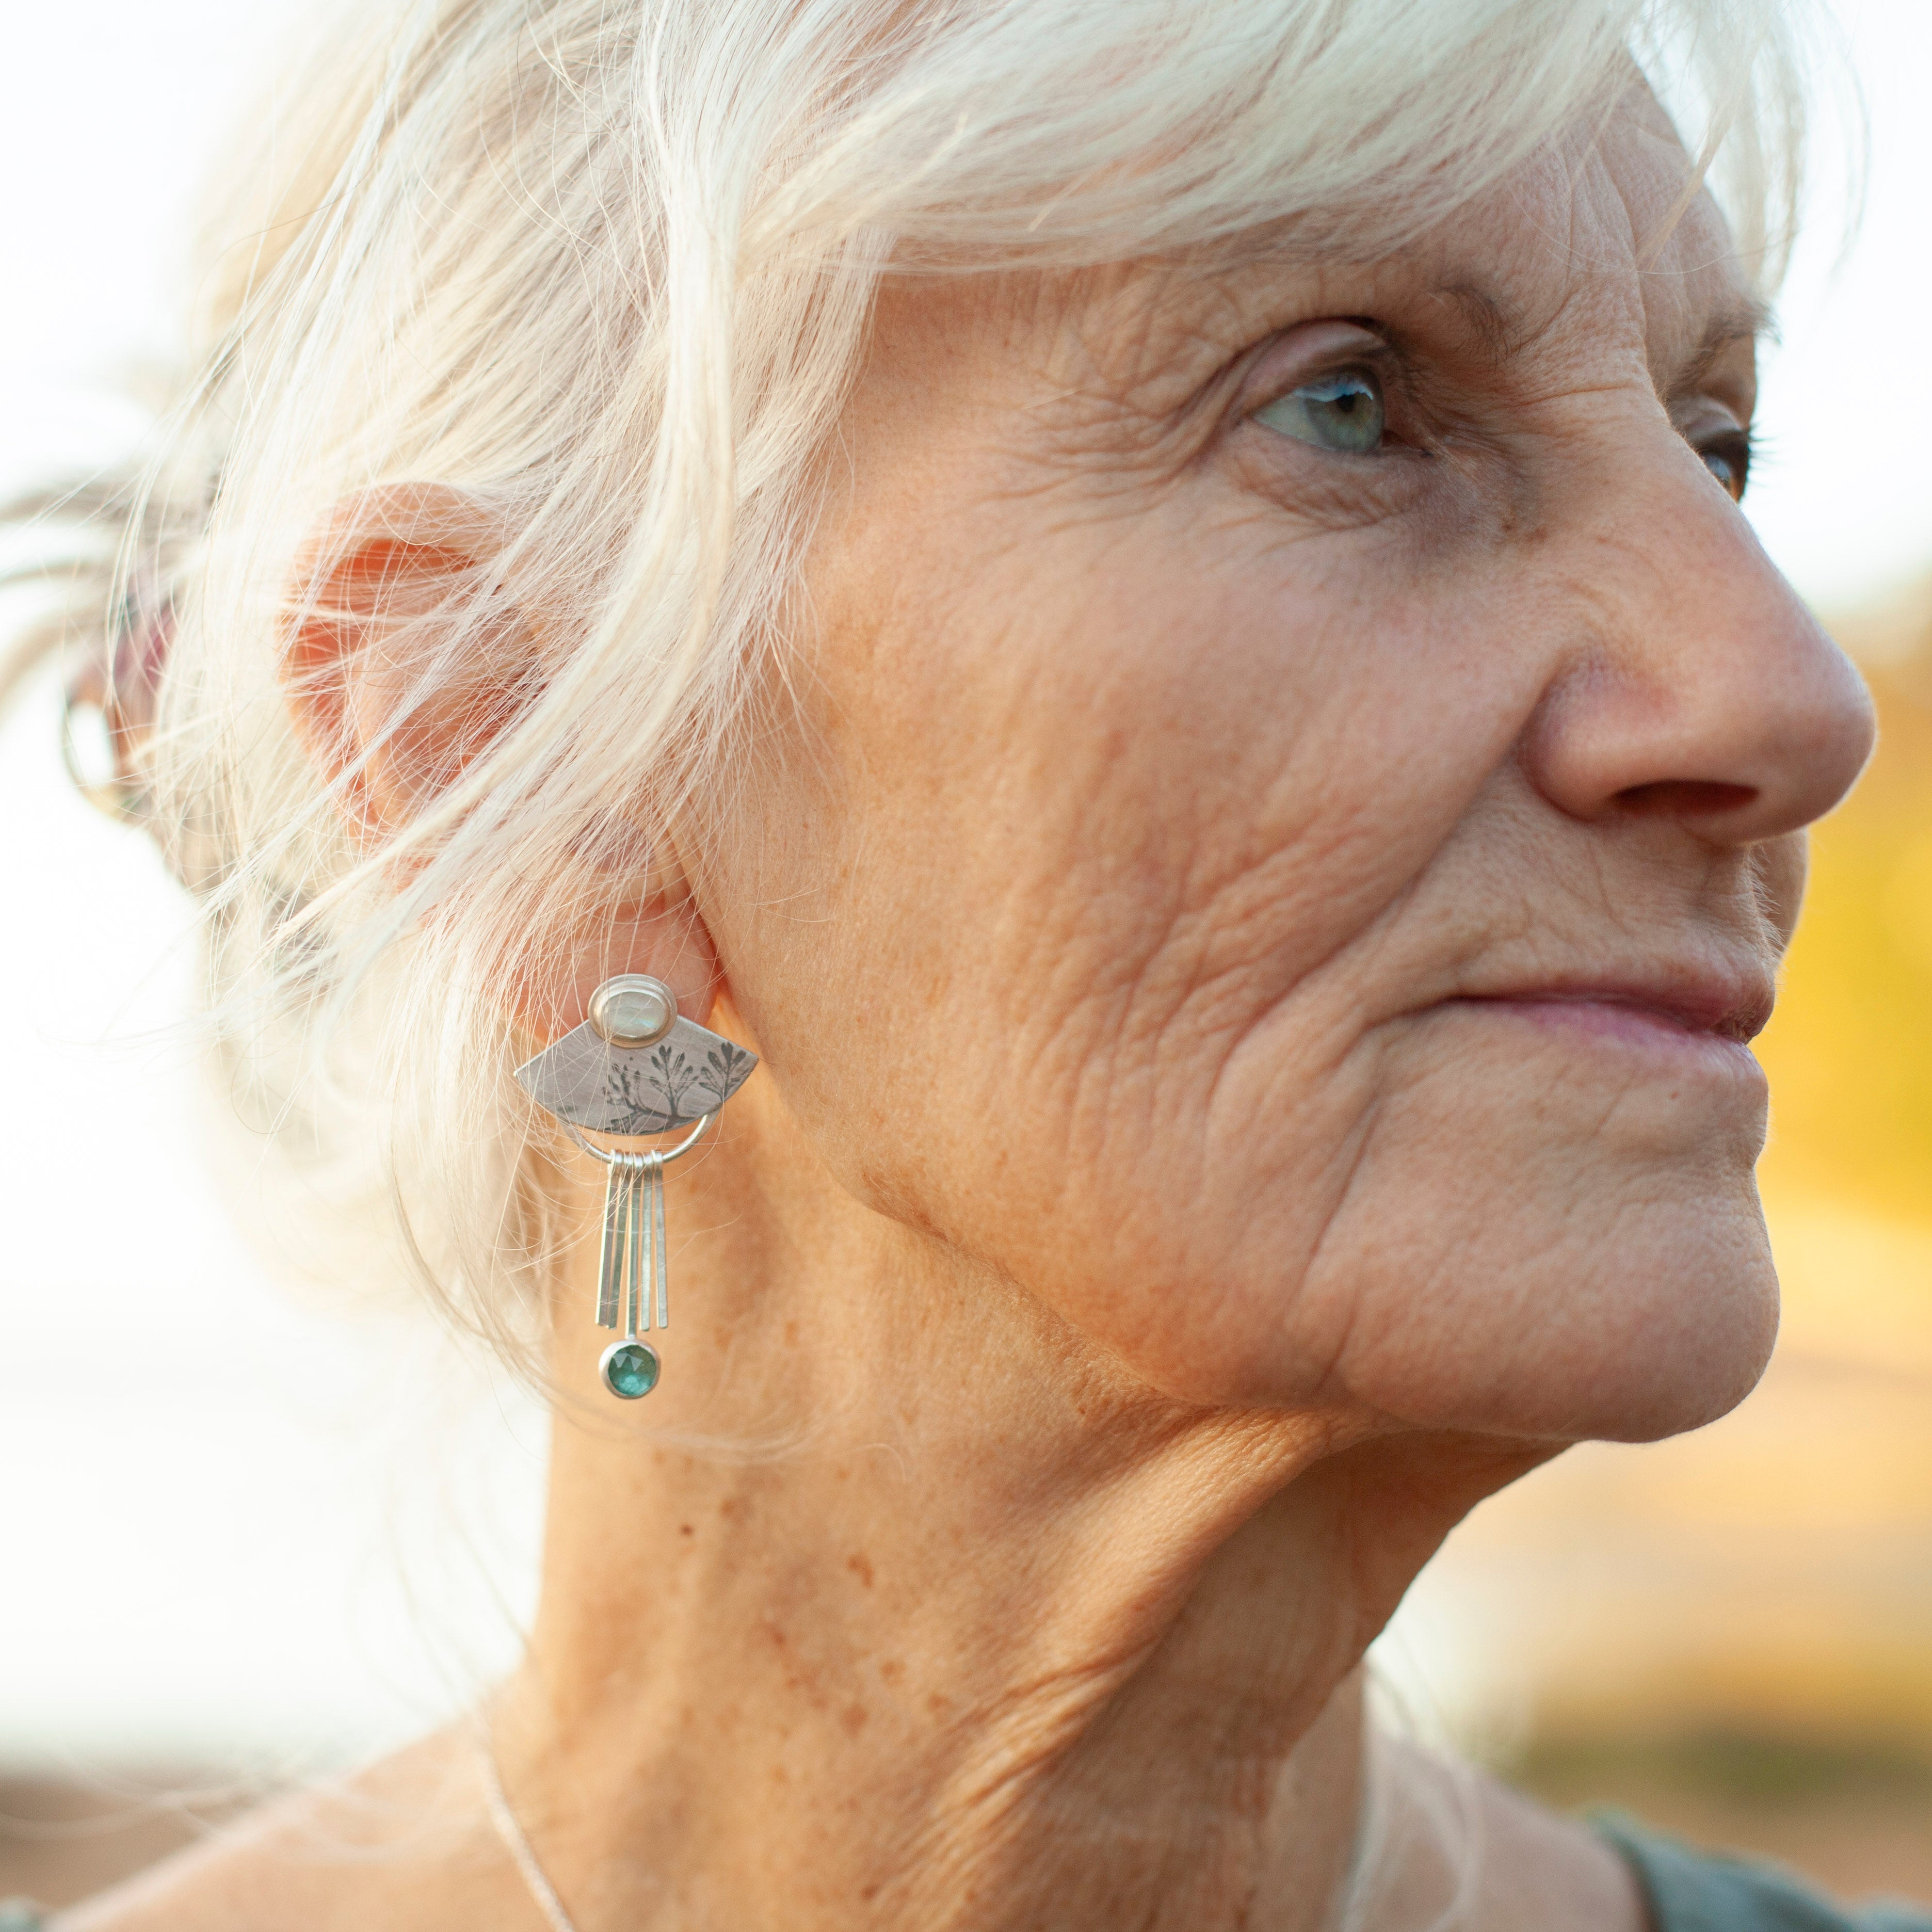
left=1596, top=1815, right=1932, bottom=1932
left=0, top=1902, right=46, bottom=1931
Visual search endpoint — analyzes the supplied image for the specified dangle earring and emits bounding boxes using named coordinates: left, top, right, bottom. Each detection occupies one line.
left=514, top=975, right=758, bottom=1399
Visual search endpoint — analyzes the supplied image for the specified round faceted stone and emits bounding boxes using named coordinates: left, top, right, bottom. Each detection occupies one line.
left=600, top=1339, right=662, bottom=1399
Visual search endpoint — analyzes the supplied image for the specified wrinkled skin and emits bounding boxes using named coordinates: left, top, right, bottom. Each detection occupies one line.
left=713, top=98, right=1870, bottom=1443
left=73, top=86, right=1873, bottom=1932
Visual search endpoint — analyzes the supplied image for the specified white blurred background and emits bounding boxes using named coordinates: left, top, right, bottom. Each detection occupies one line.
left=2, top=0, right=1930, bottom=1784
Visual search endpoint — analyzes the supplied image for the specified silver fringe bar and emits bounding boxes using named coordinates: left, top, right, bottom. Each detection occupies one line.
left=651, top=1153, right=668, bottom=1331
left=595, top=1155, right=630, bottom=1331
left=590, top=1145, right=677, bottom=1339
left=634, top=1151, right=649, bottom=1337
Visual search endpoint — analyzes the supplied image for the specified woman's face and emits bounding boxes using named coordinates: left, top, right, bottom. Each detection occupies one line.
left=701, top=93, right=1874, bottom=1443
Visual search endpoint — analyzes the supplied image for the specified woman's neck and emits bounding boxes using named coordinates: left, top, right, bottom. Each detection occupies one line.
left=491, top=1132, right=1547, bottom=1931
left=59, top=1131, right=1647, bottom=1932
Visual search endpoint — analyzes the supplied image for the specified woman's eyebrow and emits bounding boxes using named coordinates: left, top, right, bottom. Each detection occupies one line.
left=1669, top=292, right=1776, bottom=393
left=1429, top=282, right=1516, bottom=364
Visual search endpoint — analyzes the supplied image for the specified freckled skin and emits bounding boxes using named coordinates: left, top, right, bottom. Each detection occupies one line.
left=73, top=90, right=1873, bottom=1932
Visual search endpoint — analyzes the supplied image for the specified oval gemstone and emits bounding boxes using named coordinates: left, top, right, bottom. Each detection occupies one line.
left=604, top=985, right=671, bottom=1043
left=601, top=1340, right=661, bottom=1399
left=590, top=975, right=677, bottom=1048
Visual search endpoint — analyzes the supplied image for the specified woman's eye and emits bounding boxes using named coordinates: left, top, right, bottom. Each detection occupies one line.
left=1698, top=430, right=1752, bottom=503
left=1252, top=367, right=1387, bottom=455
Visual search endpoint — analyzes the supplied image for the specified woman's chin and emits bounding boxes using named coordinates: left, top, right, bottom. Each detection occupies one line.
left=1540, top=1238, right=1780, bottom=1444
left=1270, top=1019, right=1786, bottom=1441
left=1134, top=1152, right=1784, bottom=1445
left=1332, top=1200, right=1784, bottom=1444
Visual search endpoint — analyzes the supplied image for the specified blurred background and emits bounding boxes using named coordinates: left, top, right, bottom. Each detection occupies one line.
left=2, top=0, right=1928, bottom=1911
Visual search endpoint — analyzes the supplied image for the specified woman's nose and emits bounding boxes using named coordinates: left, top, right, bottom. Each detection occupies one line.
left=1517, top=434, right=1876, bottom=845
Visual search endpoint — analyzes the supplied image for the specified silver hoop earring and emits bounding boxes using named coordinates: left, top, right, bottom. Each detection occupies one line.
left=514, top=974, right=759, bottom=1399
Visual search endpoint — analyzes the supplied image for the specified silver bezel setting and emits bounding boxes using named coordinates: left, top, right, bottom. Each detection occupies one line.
left=599, top=1337, right=662, bottom=1399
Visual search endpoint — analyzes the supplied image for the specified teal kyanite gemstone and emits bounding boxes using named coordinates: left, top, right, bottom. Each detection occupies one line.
left=600, top=1339, right=661, bottom=1399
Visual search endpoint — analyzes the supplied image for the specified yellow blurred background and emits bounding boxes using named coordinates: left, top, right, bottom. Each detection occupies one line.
left=1447, top=584, right=1932, bottom=1894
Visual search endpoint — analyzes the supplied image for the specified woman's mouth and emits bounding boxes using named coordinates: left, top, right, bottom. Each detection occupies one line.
left=1441, top=969, right=1775, bottom=1064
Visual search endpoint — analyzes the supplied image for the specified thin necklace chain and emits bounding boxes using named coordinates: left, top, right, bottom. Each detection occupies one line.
left=479, top=1736, right=581, bottom=1932
left=479, top=1722, right=1390, bottom=1932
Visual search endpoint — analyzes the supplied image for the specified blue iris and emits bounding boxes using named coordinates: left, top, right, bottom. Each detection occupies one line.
left=1254, top=368, right=1386, bottom=454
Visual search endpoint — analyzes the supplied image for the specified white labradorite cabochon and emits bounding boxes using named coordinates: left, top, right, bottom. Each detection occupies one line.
left=588, top=974, right=677, bottom=1048
left=516, top=1011, right=759, bottom=1134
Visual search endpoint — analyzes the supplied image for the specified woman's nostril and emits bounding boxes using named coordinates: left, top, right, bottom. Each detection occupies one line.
left=1614, top=779, right=1759, bottom=818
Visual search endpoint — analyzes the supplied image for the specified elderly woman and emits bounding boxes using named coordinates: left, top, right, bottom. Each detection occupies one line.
left=10, top=0, right=1921, bottom=1925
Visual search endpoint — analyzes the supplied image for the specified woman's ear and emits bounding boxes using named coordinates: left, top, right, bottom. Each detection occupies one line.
left=280, top=481, right=523, bottom=842
left=278, top=481, right=723, bottom=1035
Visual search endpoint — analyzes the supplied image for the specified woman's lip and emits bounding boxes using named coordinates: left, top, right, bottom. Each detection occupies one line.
left=1448, top=981, right=1774, bottom=1045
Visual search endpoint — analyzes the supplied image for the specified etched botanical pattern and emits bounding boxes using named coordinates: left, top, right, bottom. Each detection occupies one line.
left=599, top=1036, right=756, bottom=1132
left=700, top=1041, right=755, bottom=1108
left=604, top=1051, right=689, bottom=1134
left=653, top=1040, right=702, bottom=1119
left=517, top=1013, right=758, bottom=1134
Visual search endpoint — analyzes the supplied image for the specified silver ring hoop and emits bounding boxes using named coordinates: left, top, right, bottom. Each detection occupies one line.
left=565, top=1113, right=714, bottom=1169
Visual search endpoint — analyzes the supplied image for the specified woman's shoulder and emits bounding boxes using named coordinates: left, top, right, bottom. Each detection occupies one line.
left=1596, top=1815, right=1932, bottom=1932
left=42, top=1731, right=518, bottom=1932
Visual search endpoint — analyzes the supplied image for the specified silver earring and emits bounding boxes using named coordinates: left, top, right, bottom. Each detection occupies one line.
left=514, top=974, right=758, bottom=1398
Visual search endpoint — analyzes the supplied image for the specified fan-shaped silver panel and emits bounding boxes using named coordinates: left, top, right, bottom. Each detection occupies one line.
left=515, top=1016, right=758, bottom=1134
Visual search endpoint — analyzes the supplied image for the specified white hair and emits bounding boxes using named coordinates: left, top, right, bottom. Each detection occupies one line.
left=11, top=0, right=1822, bottom=1374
